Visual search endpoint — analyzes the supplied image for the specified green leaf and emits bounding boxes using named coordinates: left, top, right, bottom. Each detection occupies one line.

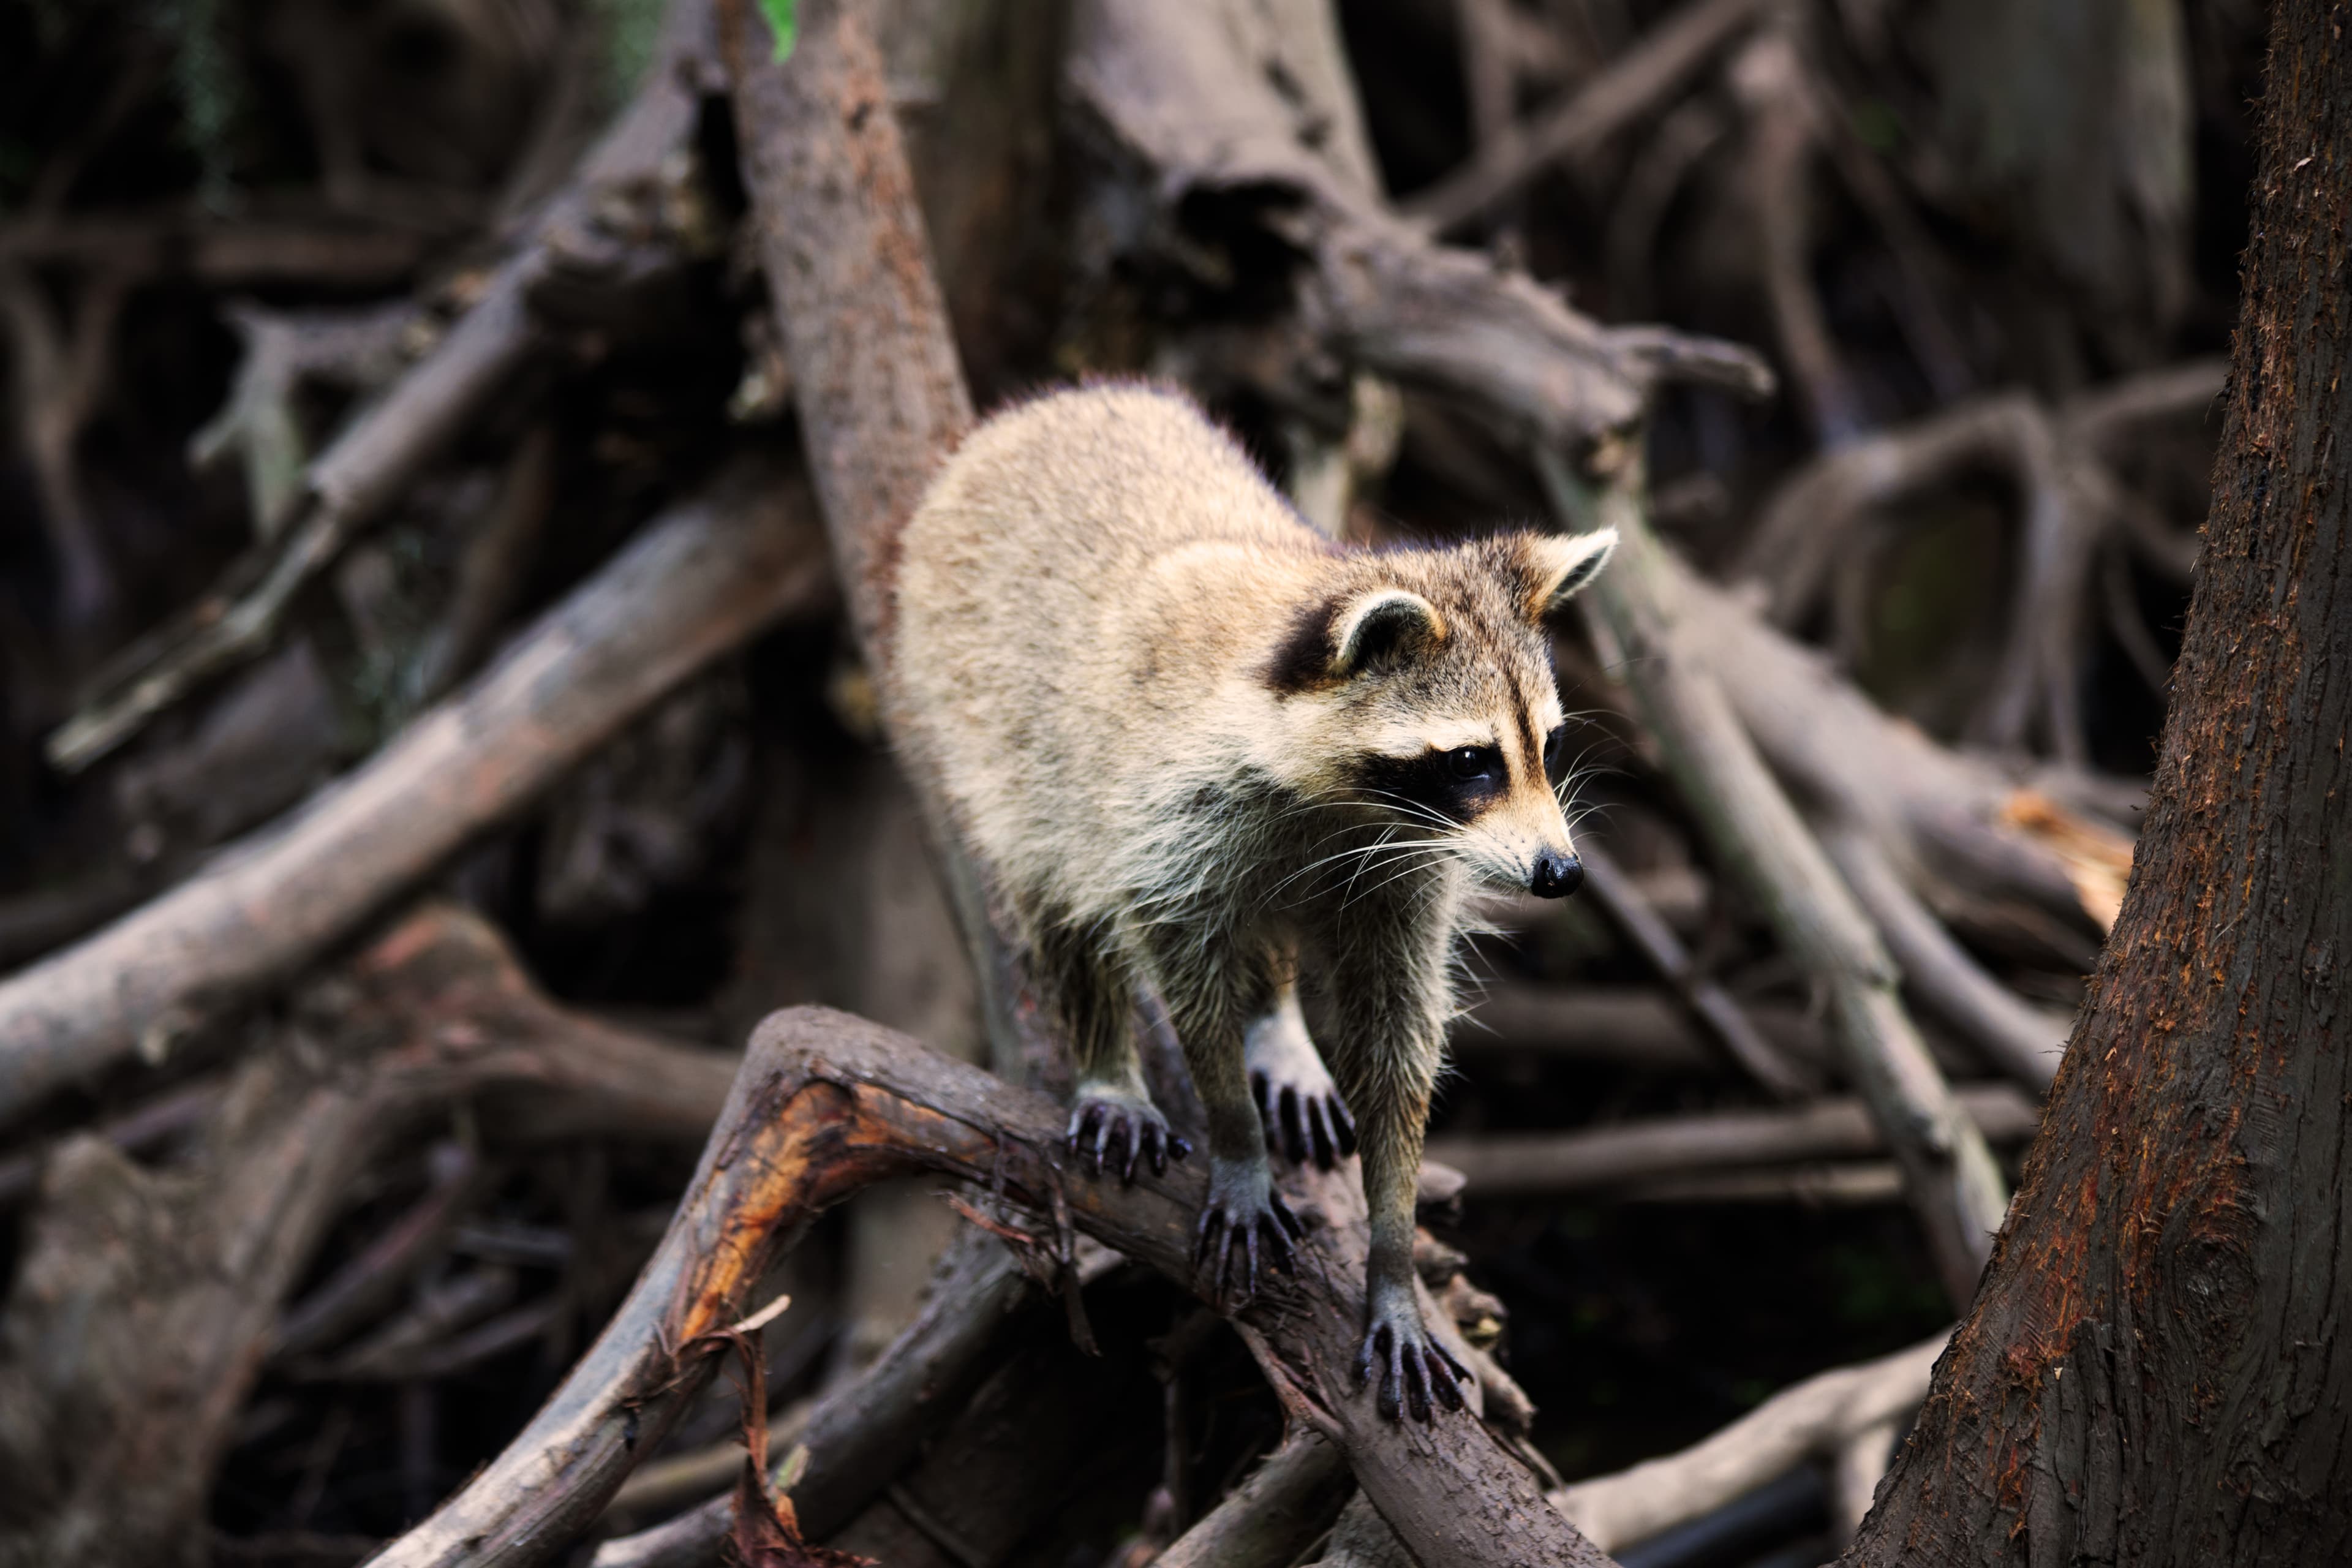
left=758, top=0, right=796, bottom=61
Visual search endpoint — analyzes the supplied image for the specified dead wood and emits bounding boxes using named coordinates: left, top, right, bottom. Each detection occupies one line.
left=45, top=0, right=721, bottom=773
left=1674, top=548, right=2134, bottom=935
left=1578, top=842, right=1818, bottom=1096
left=593, top=1226, right=1033, bottom=1564
left=0, top=465, right=826, bottom=1123
left=1452, top=979, right=1821, bottom=1074
left=0, top=1080, right=219, bottom=1208
left=369, top=1007, right=1619, bottom=1568
left=1821, top=826, right=2070, bottom=1091
left=0, top=261, right=129, bottom=639
left=0, top=904, right=734, bottom=1564
left=1404, top=0, right=1771, bottom=235
left=1732, top=365, right=2224, bottom=762
left=1424, top=1082, right=2037, bottom=1198
left=1066, top=0, right=1770, bottom=472
left=1545, top=453, right=2009, bottom=1305
left=0, top=211, right=438, bottom=287
left=1152, top=1432, right=1352, bottom=1568
left=1553, top=1332, right=1945, bottom=1551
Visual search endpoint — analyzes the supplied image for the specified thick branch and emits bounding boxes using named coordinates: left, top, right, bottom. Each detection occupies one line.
left=1068, top=0, right=1770, bottom=470
left=0, top=467, right=826, bottom=1122
left=372, top=1009, right=1622, bottom=1568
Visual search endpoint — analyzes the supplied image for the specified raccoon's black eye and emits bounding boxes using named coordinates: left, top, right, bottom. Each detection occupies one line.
left=1447, top=745, right=1499, bottom=781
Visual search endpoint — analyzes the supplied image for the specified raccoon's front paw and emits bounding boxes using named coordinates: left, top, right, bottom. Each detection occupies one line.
left=1356, top=1291, right=1470, bottom=1423
left=1193, top=1155, right=1303, bottom=1306
left=1067, top=1087, right=1189, bottom=1183
left=1245, top=1006, right=1357, bottom=1170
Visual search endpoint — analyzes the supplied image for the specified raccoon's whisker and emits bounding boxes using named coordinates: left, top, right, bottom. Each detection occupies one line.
left=1352, top=788, right=1461, bottom=833
left=1257, top=832, right=1452, bottom=910
left=1343, top=850, right=1458, bottom=907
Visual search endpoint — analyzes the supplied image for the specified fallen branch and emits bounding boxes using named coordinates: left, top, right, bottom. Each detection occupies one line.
left=1733, top=364, right=2225, bottom=763
left=1068, top=0, right=1770, bottom=472
left=1425, top=1083, right=2038, bottom=1198
left=1544, top=452, right=2009, bottom=1305
left=1676, top=551, right=2133, bottom=934
left=1404, top=0, right=1771, bottom=235
left=45, top=0, right=719, bottom=772
left=0, top=209, right=440, bottom=285
left=0, top=905, right=735, bottom=1562
left=1153, top=1433, right=1352, bottom=1568
left=0, top=464, right=826, bottom=1123
left=1551, top=1332, right=1947, bottom=1551
left=371, top=1008, right=1621, bottom=1568
left=1822, top=827, right=2070, bottom=1091
left=1452, top=979, right=1822, bottom=1075
left=1578, top=842, right=1818, bottom=1096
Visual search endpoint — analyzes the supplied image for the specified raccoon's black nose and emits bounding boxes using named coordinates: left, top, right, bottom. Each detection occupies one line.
left=1529, top=850, right=1583, bottom=899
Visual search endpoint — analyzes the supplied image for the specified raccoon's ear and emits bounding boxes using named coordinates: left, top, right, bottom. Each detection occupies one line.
left=1517, top=529, right=1618, bottom=622
left=1330, top=587, right=1446, bottom=677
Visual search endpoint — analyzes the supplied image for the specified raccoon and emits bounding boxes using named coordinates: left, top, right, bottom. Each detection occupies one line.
left=890, top=385, right=1613, bottom=1422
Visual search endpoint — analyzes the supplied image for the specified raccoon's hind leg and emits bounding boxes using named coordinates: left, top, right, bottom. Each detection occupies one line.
left=1036, top=916, right=1188, bottom=1182
left=1246, top=972, right=1357, bottom=1171
left=1143, top=927, right=1301, bottom=1305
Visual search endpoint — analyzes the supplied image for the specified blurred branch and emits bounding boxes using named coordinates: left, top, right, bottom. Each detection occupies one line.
left=1069, top=0, right=1771, bottom=472
left=0, top=465, right=827, bottom=1124
left=1453, top=979, right=1826, bottom=1074
left=0, top=905, right=735, bottom=1562
left=1578, top=842, right=1819, bottom=1096
left=1822, top=826, right=2070, bottom=1090
left=0, top=262, right=129, bottom=639
left=1735, top=363, right=2225, bottom=763
left=1153, top=1432, right=1352, bottom=1568
left=1424, top=1082, right=2038, bottom=1198
left=45, top=0, right=719, bottom=772
left=0, top=212, right=437, bottom=286
left=1406, top=0, right=1770, bottom=235
left=1553, top=1332, right=1947, bottom=1551
left=1543, top=451, right=2009, bottom=1305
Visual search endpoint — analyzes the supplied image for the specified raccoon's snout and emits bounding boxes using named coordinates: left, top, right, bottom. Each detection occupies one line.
left=1528, top=848, right=1583, bottom=899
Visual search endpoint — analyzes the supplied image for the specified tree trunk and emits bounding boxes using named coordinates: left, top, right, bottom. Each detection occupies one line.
left=1844, top=6, right=2351, bottom=1564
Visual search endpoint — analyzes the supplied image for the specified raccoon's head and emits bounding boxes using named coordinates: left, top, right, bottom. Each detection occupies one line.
left=1265, top=528, right=1618, bottom=900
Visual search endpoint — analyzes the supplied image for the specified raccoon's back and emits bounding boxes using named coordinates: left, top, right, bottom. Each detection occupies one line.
left=890, top=385, right=1322, bottom=907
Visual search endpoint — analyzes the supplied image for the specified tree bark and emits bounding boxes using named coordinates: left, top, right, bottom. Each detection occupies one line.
left=1844, top=6, right=2352, bottom=1561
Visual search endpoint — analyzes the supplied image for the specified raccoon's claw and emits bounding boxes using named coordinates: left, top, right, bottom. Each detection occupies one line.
left=1357, top=1306, right=1471, bottom=1424
left=1251, top=1068, right=1358, bottom=1170
left=1193, top=1159, right=1305, bottom=1307
left=1066, top=1095, right=1188, bottom=1183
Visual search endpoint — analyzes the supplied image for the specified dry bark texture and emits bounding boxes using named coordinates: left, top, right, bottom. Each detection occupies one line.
left=1845, top=5, right=2352, bottom=1559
